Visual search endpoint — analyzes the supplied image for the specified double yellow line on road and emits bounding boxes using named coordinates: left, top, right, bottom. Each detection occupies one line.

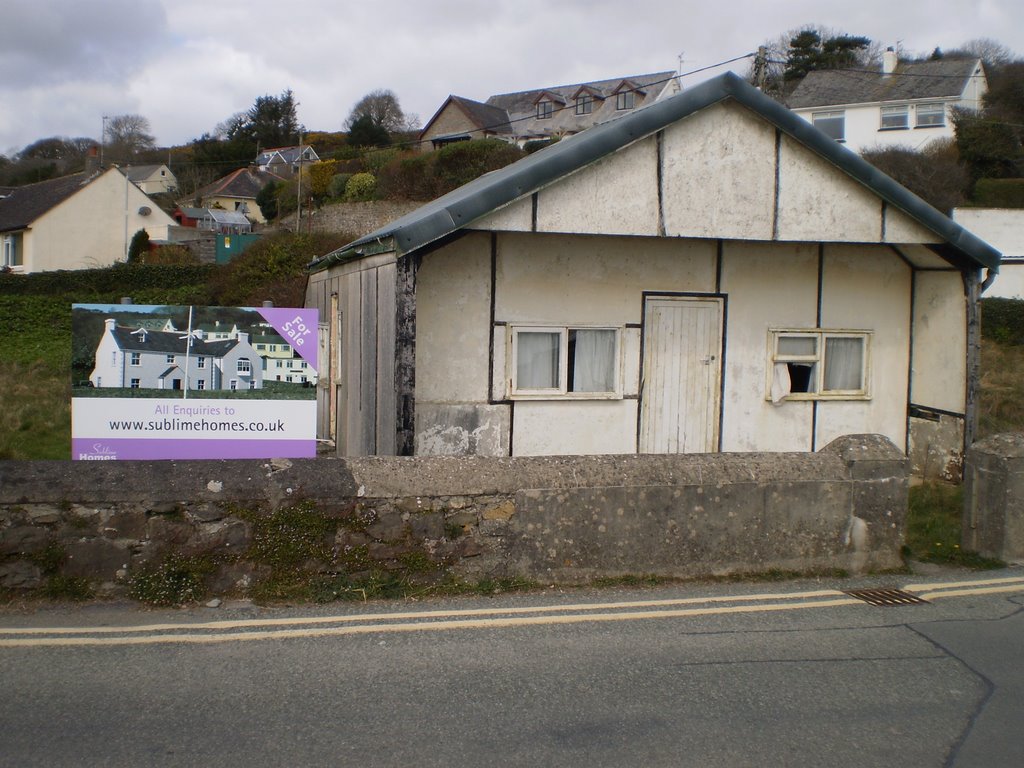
left=1, top=576, right=1022, bottom=648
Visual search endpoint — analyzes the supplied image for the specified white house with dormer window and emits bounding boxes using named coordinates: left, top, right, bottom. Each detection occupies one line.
left=788, top=51, right=986, bottom=153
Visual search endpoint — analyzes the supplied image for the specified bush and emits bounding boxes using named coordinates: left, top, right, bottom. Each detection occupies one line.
left=981, top=297, right=1024, bottom=345
left=256, top=180, right=279, bottom=220
left=327, top=173, right=353, bottom=199
left=973, top=178, right=1024, bottom=208
left=344, top=172, right=377, bottom=202
left=362, top=148, right=399, bottom=175
left=127, top=553, right=211, bottom=606
left=432, top=139, right=525, bottom=196
left=127, top=229, right=150, bottom=264
left=377, top=153, right=436, bottom=201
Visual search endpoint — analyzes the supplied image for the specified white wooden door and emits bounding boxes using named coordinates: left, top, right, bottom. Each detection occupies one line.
left=639, top=297, right=723, bottom=453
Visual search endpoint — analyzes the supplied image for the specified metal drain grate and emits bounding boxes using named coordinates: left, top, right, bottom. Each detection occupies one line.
left=843, top=588, right=930, bottom=606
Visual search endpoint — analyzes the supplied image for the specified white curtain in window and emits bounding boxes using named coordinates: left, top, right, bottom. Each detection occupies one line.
left=823, top=337, right=863, bottom=391
left=517, top=332, right=560, bottom=389
left=771, top=363, right=791, bottom=404
left=572, top=329, right=615, bottom=392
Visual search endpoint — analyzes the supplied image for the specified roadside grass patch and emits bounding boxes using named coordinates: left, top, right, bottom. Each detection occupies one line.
left=42, top=575, right=95, bottom=601
left=905, top=482, right=1005, bottom=568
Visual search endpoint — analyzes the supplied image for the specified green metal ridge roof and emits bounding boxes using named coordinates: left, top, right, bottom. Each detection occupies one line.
left=309, top=72, right=1000, bottom=274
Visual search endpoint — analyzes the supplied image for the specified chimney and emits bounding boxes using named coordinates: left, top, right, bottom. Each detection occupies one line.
left=883, top=47, right=898, bottom=75
left=85, top=144, right=101, bottom=174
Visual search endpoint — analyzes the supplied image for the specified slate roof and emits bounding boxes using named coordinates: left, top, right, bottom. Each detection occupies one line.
left=196, top=168, right=279, bottom=200
left=421, top=71, right=679, bottom=144
left=312, top=72, right=1000, bottom=274
left=112, top=326, right=240, bottom=356
left=447, top=96, right=514, bottom=136
left=486, top=71, right=677, bottom=116
left=788, top=58, right=983, bottom=109
left=255, top=145, right=318, bottom=166
left=0, top=172, right=94, bottom=233
left=124, top=164, right=168, bottom=183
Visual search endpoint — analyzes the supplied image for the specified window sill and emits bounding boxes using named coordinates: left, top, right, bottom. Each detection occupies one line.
left=878, top=126, right=909, bottom=132
left=765, top=393, right=871, bottom=402
left=509, top=392, right=623, bottom=402
left=914, top=124, right=945, bottom=130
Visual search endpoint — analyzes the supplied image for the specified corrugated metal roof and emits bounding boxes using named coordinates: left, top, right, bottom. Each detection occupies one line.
left=310, top=71, right=1000, bottom=273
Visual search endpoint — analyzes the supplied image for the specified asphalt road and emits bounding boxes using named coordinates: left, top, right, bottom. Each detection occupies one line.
left=1, top=568, right=1022, bottom=768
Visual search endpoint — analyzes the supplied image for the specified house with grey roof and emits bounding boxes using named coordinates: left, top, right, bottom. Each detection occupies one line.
left=419, top=71, right=680, bottom=150
left=255, top=145, right=319, bottom=176
left=0, top=167, right=176, bottom=273
left=306, top=71, right=1000, bottom=479
left=787, top=50, right=986, bottom=153
left=124, top=164, right=177, bottom=195
left=194, top=167, right=282, bottom=224
left=89, top=319, right=263, bottom=392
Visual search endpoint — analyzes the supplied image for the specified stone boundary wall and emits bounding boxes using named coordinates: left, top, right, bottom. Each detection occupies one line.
left=0, top=435, right=907, bottom=598
left=963, top=433, right=1024, bottom=562
left=282, top=201, right=421, bottom=237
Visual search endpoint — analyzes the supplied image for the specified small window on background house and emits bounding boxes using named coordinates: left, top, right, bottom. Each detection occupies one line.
left=166, top=354, right=175, bottom=364
left=130, top=352, right=141, bottom=366
left=916, top=103, right=945, bottom=127
left=880, top=105, right=909, bottom=129
left=769, top=330, right=869, bottom=402
left=237, top=358, right=251, bottom=374
left=616, top=91, right=635, bottom=110
left=511, top=326, right=619, bottom=397
left=197, top=356, right=206, bottom=369
left=130, top=378, right=140, bottom=389
left=537, top=101, right=553, bottom=119
left=812, top=111, right=845, bottom=141
left=575, top=94, right=593, bottom=115
left=197, top=380, right=206, bottom=390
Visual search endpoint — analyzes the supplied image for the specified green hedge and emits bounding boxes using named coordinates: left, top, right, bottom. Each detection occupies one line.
left=0, top=263, right=216, bottom=301
left=973, top=178, right=1024, bottom=208
left=982, top=297, right=1024, bottom=345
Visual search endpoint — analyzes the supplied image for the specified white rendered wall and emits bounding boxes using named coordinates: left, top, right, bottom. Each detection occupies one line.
left=911, top=270, right=967, bottom=413
left=953, top=208, right=1023, bottom=299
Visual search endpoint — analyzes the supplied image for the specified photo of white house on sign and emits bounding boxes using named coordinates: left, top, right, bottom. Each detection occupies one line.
left=71, top=304, right=318, bottom=460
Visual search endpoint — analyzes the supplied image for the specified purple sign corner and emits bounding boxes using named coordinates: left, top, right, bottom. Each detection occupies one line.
left=257, top=308, right=319, bottom=368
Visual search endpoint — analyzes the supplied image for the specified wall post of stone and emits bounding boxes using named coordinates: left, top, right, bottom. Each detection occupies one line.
left=963, top=433, right=1024, bottom=562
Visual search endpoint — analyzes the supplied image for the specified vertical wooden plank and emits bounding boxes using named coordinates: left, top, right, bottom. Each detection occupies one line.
left=376, top=263, right=397, bottom=455
left=359, top=268, right=379, bottom=454
left=342, top=274, right=362, bottom=456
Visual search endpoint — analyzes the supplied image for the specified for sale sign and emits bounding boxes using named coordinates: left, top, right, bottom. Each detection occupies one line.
left=71, top=304, right=318, bottom=460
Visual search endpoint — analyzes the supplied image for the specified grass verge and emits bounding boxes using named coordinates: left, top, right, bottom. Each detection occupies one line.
left=904, top=482, right=1005, bottom=568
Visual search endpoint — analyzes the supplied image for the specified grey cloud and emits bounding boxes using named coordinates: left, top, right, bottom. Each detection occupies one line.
left=0, top=0, right=169, bottom=87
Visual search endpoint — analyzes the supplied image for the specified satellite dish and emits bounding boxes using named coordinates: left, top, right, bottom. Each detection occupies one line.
left=138, top=206, right=152, bottom=216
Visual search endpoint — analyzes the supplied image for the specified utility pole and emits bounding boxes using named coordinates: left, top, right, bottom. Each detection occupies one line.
left=295, top=131, right=303, bottom=235
left=101, top=115, right=109, bottom=167
left=752, top=46, right=769, bottom=91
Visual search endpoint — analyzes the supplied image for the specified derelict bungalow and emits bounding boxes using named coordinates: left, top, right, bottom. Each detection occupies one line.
left=305, top=73, right=1000, bottom=477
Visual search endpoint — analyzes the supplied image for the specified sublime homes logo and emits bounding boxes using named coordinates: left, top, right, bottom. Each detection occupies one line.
left=78, top=443, right=118, bottom=461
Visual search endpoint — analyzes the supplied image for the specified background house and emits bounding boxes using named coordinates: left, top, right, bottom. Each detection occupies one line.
left=124, top=164, right=178, bottom=196
left=89, top=319, right=263, bottom=391
left=255, top=145, right=319, bottom=176
left=954, top=207, right=1024, bottom=298
left=307, top=72, right=999, bottom=480
left=419, top=71, right=680, bottom=150
left=194, top=167, right=280, bottom=224
left=788, top=51, right=986, bottom=153
left=0, top=167, right=175, bottom=273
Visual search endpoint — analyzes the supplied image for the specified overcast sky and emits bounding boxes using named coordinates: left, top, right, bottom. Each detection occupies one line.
left=2, top=0, right=1022, bottom=157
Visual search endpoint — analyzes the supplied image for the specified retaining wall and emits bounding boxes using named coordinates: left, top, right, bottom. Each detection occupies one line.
left=0, top=435, right=908, bottom=599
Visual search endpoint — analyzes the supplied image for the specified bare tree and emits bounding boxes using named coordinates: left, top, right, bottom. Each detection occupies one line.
left=104, top=114, right=156, bottom=163
left=953, top=38, right=1016, bottom=67
left=345, top=89, right=408, bottom=133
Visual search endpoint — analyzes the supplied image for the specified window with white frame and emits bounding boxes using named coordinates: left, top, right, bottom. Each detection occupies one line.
left=166, top=354, right=175, bottom=364
left=575, top=94, right=593, bottom=115
left=616, top=91, right=635, bottom=111
left=916, top=102, right=945, bottom=127
left=812, top=111, right=845, bottom=141
left=130, top=378, right=140, bottom=389
left=130, top=352, right=141, bottom=366
left=510, top=326, right=619, bottom=398
left=197, top=380, right=206, bottom=390
left=237, top=357, right=251, bottom=374
left=197, top=356, right=206, bottom=369
left=768, top=329, right=870, bottom=402
left=2, top=233, right=23, bottom=267
left=880, top=105, right=909, bottom=130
